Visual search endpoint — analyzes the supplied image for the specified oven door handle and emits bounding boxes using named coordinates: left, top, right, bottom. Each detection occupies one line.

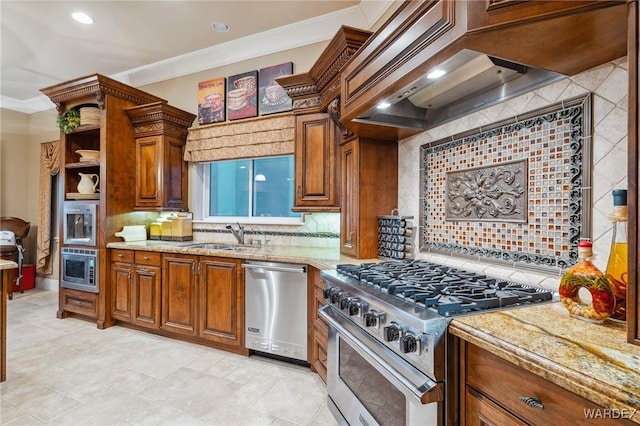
left=319, top=305, right=443, bottom=405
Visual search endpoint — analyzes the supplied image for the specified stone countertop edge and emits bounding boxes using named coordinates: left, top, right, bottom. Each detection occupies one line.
left=106, top=241, right=377, bottom=272
left=450, top=303, right=640, bottom=424
left=0, top=260, right=18, bottom=270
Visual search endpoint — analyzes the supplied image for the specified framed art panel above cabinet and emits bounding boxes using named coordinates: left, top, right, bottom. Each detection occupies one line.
left=125, top=102, right=196, bottom=211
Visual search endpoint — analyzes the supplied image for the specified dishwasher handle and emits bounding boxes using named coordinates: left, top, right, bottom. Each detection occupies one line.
left=242, top=263, right=307, bottom=274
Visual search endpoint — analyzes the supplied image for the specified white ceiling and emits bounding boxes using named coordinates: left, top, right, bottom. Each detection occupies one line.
left=1, top=0, right=395, bottom=114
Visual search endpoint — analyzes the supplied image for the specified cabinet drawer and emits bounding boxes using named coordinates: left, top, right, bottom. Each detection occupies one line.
left=135, top=251, right=161, bottom=266
left=313, top=285, right=328, bottom=322
left=62, top=288, right=98, bottom=317
left=466, top=344, right=633, bottom=426
left=313, top=334, right=328, bottom=384
left=111, top=249, right=134, bottom=263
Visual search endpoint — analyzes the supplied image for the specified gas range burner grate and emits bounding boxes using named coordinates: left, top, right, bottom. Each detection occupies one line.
left=335, top=260, right=553, bottom=316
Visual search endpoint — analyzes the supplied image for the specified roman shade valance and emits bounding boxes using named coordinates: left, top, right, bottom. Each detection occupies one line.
left=184, top=112, right=295, bottom=162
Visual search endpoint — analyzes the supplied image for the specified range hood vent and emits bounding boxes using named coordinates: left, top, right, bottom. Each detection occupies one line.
left=353, top=49, right=564, bottom=131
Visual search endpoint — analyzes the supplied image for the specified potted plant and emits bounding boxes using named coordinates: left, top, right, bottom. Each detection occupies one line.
left=57, top=109, right=81, bottom=134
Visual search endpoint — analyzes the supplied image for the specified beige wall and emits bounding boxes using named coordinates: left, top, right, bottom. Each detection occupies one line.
left=1, top=108, right=58, bottom=265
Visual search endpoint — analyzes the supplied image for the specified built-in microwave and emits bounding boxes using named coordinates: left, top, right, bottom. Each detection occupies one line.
left=63, top=202, right=97, bottom=246
left=61, top=247, right=98, bottom=293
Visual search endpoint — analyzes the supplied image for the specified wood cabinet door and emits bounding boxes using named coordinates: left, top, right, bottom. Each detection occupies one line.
left=161, top=254, right=197, bottom=336
left=135, top=135, right=162, bottom=208
left=198, top=257, right=243, bottom=346
left=340, top=139, right=359, bottom=256
left=465, top=387, right=527, bottom=426
left=132, top=265, right=161, bottom=329
left=111, top=263, right=133, bottom=322
left=162, top=135, right=188, bottom=209
left=294, top=113, right=338, bottom=210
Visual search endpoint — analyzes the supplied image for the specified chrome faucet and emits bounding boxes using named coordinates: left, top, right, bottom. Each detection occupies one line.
left=250, top=227, right=270, bottom=248
left=226, top=223, right=244, bottom=244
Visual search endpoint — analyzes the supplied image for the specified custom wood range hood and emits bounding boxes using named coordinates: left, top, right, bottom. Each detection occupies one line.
left=339, top=0, right=628, bottom=140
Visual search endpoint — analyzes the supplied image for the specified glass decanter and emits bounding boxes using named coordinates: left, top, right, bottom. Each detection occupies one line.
left=559, top=240, right=615, bottom=323
left=605, top=189, right=628, bottom=322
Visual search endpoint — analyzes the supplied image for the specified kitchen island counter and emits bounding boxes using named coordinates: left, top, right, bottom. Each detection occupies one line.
left=450, top=302, right=640, bottom=424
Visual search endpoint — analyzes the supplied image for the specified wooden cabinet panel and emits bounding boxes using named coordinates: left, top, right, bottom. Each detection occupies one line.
left=340, top=139, right=358, bottom=257
left=629, top=0, right=640, bottom=346
left=462, top=342, right=635, bottom=426
left=61, top=288, right=98, bottom=317
left=132, top=265, right=161, bottom=329
left=308, top=266, right=328, bottom=383
left=340, top=137, right=398, bottom=258
left=198, top=257, right=243, bottom=346
left=135, top=251, right=161, bottom=266
left=111, top=263, right=133, bottom=322
left=135, top=136, right=162, bottom=207
left=465, top=387, right=527, bottom=426
left=109, top=250, right=161, bottom=330
left=294, top=113, right=339, bottom=211
left=126, top=102, right=195, bottom=211
left=162, top=254, right=197, bottom=336
left=165, top=136, right=188, bottom=207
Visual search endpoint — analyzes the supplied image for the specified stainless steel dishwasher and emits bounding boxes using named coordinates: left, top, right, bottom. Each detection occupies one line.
left=243, top=260, right=308, bottom=362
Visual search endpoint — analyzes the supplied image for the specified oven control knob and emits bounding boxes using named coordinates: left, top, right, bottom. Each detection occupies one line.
left=348, top=298, right=366, bottom=317
left=383, top=322, right=402, bottom=342
left=330, top=290, right=347, bottom=304
left=400, top=333, right=419, bottom=354
left=363, top=310, right=385, bottom=328
left=322, top=287, right=334, bottom=299
left=339, top=294, right=352, bottom=310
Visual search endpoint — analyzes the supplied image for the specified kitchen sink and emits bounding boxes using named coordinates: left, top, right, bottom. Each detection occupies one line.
left=185, top=243, right=257, bottom=252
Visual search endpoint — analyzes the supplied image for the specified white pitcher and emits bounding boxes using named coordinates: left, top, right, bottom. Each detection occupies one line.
left=77, top=173, right=99, bottom=194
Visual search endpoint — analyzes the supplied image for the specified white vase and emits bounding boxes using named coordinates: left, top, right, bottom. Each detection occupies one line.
left=77, top=173, right=99, bottom=194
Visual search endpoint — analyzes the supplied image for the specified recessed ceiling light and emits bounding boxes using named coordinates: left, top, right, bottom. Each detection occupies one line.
left=72, top=12, right=94, bottom=25
left=427, top=69, right=446, bottom=79
left=211, top=21, right=230, bottom=32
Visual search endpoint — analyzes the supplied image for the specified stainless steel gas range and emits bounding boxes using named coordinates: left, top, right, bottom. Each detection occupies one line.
left=319, top=260, right=554, bottom=426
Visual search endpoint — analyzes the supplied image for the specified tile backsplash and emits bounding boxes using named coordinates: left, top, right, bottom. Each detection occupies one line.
left=420, top=94, right=591, bottom=270
left=193, top=212, right=340, bottom=248
left=399, top=57, right=628, bottom=290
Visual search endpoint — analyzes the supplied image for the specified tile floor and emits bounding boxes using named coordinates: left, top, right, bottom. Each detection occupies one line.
left=1, top=289, right=337, bottom=425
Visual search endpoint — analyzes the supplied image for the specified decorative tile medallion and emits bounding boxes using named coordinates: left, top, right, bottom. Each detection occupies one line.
left=420, top=94, right=592, bottom=270
left=446, top=159, right=527, bottom=222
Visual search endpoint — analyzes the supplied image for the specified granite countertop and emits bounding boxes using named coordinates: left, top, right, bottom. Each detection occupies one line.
left=106, top=240, right=377, bottom=271
left=0, top=259, right=18, bottom=271
left=450, top=302, right=640, bottom=423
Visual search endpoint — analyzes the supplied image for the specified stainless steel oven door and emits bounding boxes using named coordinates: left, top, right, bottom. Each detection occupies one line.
left=319, top=305, right=443, bottom=426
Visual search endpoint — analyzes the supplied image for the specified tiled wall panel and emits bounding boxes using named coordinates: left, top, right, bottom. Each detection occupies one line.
left=399, top=58, right=628, bottom=289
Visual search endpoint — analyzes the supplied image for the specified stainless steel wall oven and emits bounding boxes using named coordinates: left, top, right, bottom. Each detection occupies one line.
left=61, top=247, right=98, bottom=293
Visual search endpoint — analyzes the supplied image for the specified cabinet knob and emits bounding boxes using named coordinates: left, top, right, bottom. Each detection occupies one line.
left=518, top=396, right=544, bottom=409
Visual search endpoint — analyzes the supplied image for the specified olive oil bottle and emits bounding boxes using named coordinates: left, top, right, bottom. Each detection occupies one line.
left=605, top=189, right=628, bottom=322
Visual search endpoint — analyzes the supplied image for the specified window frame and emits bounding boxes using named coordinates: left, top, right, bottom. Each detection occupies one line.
left=193, top=156, right=305, bottom=225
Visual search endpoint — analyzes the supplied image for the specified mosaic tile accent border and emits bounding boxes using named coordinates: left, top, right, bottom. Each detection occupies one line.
left=420, top=94, right=592, bottom=270
left=193, top=228, right=340, bottom=239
